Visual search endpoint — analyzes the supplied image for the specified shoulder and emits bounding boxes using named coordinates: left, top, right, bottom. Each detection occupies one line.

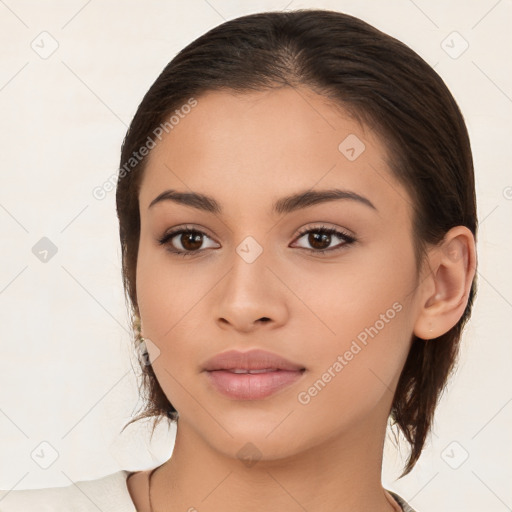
left=0, top=470, right=136, bottom=512
left=387, top=489, right=419, bottom=512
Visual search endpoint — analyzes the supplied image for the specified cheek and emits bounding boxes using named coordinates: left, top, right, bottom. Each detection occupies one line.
left=135, top=253, right=206, bottom=411
left=135, top=246, right=215, bottom=374
left=294, top=303, right=414, bottom=436
left=136, top=238, right=197, bottom=334
left=290, top=244, right=416, bottom=396
left=289, top=240, right=416, bottom=343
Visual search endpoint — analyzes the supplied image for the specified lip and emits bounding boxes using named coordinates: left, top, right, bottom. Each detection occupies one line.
left=202, top=349, right=305, bottom=372
left=203, top=349, right=306, bottom=400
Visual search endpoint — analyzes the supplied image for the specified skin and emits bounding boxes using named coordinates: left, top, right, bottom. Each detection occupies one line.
left=127, top=86, right=476, bottom=511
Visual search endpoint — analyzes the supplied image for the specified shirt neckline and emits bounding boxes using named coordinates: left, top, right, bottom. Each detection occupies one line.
left=124, top=470, right=404, bottom=512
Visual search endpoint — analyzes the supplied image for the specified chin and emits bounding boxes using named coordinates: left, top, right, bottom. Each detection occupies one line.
left=199, top=415, right=310, bottom=460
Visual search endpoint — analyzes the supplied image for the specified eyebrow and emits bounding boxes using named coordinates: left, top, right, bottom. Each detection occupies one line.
left=148, top=188, right=377, bottom=215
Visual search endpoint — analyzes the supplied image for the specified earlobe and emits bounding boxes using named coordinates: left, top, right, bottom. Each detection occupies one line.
left=413, top=226, right=476, bottom=341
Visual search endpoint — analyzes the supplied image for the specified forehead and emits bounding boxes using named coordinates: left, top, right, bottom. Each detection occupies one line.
left=139, top=87, right=411, bottom=222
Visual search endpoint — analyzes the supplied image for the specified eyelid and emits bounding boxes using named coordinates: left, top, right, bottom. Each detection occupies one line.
left=291, top=224, right=356, bottom=252
left=158, top=223, right=356, bottom=256
left=293, top=223, right=355, bottom=241
left=157, top=224, right=219, bottom=248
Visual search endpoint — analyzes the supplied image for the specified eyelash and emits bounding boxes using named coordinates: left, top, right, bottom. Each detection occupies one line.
left=157, top=224, right=356, bottom=258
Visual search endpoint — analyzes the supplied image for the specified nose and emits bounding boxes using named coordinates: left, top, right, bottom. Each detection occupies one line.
left=213, top=243, right=289, bottom=333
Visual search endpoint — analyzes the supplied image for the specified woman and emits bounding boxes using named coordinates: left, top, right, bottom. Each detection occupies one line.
left=0, top=8, right=477, bottom=512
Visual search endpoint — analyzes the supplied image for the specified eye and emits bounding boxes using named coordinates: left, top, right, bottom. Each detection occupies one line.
left=157, top=225, right=218, bottom=257
left=157, top=224, right=356, bottom=257
left=291, top=225, right=356, bottom=255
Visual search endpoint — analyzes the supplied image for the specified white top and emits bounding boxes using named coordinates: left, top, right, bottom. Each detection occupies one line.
left=0, top=470, right=417, bottom=511
left=0, top=470, right=136, bottom=512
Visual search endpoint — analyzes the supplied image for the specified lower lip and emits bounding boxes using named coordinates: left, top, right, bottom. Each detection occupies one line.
left=205, top=369, right=305, bottom=400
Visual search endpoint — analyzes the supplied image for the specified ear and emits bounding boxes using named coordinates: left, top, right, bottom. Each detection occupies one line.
left=413, top=226, right=477, bottom=340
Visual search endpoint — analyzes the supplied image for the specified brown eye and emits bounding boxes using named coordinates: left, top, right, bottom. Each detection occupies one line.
left=307, top=231, right=332, bottom=250
left=178, top=231, right=203, bottom=251
left=293, top=226, right=356, bottom=255
left=158, top=227, right=218, bottom=257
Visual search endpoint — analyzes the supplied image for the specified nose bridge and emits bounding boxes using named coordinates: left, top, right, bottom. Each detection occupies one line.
left=213, top=231, right=287, bottom=329
left=228, top=233, right=271, bottom=299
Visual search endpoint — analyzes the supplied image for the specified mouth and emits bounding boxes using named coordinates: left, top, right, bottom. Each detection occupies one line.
left=222, top=368, right=282, bottom=373
left=202, top=349, right=306, bottom=400
left=205, top=368, right=306, bottom=400
left=202, top=348, right=305, bottom=372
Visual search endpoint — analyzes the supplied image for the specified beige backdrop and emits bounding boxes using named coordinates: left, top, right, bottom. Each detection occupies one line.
left=0, top=1, right=510, bottom=510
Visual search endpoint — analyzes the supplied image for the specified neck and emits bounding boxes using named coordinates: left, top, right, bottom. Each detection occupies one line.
left=150, top=408, right=398, bottom=512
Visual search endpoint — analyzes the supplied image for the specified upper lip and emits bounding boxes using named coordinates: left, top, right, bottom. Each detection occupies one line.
left=203, top=349, right=305, bottom=372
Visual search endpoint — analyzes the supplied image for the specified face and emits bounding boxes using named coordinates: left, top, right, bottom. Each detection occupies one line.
left=135, top=86, right=424, bottom=461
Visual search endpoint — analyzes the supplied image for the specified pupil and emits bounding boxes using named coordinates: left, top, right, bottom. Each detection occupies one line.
left=182, top=232, right=202, bottom=251
left=310, top=232, right=330, bottom=249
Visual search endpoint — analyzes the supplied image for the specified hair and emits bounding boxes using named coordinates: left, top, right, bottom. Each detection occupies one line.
left=116, top=8, right=477, bottom=477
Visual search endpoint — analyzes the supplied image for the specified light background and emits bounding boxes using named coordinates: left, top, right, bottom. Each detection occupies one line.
left=0, top=0, right=511, bottom=510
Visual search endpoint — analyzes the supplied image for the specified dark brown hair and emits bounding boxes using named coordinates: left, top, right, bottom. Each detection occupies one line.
left=116, top=8, right=477, bottom=477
